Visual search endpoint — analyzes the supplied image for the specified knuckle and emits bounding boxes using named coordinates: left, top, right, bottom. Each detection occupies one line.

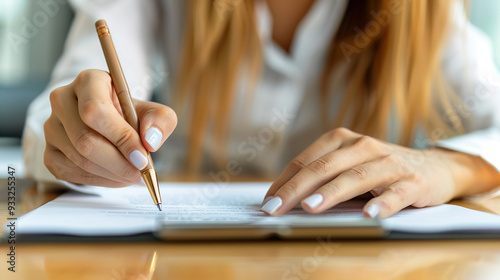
left=355, top=135, right=383, bottom=153
left=325, top=127, right=351, bottom=141
left=407, top=172, right=422, bottom=185
left=384, top=154, right=414, bottom=176
left=43, top=150, right=54, bottom=172
left=118, top=162, right=139, bottom=180
left=345, top=166, right=368, bottom=181
left=384, top=153, right=400, bottom=165
left=64, top=155, right=76, bottom=168
left=75, top=69, right=110, bottom=88
left=79, top=158, right=95, bottom=173
left=277, top=182, right=300, bottom=198
left=145, top=106, right=178, bottom=130
left=387, top=185, right=408, bottom=203
left=289, top=157, right=308, bottom=171
left=49, top=87, right=64, bottom=109
left=80, top=100, right=102, bottom=125
left=321, top=182, right=342, bottom=196
left=412, top=197, right=430, bottom=208
left=142, top=107, right=156, bottom=119
left=44, top=151, right=62, bottom=180
left=80, top=173, right=103, bottom=186
left=114, top=129, right=136, bottom=150
left=75, top=69, right=95, bottom=84
left=308, top=158, right=333, bottom=175
left=75, top=69, right=91, bottom=86
left=357, top=135, right=375, bottom=147
left=335, top=127, right=352, bottom=137
left=43, top=117, right=54, bottom=140
left=72, top=154, right=94, bottom=172
left=75, top=129, right=99, bottom=157
left=335, top=127, right=351, bottom=135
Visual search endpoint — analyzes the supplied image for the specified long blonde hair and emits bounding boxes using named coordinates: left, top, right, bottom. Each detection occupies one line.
left=175, top=0, right=463, bottom=172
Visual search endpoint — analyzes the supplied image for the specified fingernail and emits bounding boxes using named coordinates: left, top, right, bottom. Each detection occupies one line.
left=140, top=177, right=146, bottom=186
left=366, top=204, right=380, bottom=218
left=129, top=150, right=147, bottom=170
left=303, top=194, right=323, bottom=209
left=261, top=196, right=273, bottom=206
left=145, top=127, right=163, bottom=150
left=261, top=197, right=282, bottom=215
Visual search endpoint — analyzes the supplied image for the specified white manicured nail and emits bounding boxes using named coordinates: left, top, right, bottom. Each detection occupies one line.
left=303, top=194, right=323, bottom=209
left=145, top=127, right=162, bottom=150
left=261, top=197, right=282, bottom=215
left=140, top=177, right=146, bottom=186
left=262, top=196, right=273, bottom=206
left=129, top=150, right=147, bottom=170
left=366, top=204, right=380, bottom=218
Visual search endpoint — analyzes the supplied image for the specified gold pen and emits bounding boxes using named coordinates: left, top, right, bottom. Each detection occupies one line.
left=95, top=19, right=162, bottom=211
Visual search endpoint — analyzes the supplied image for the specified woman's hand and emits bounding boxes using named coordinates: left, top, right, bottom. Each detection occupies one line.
left=261, top=128, right=499, bottom=218
left=43, top=69, right=177, bottom=187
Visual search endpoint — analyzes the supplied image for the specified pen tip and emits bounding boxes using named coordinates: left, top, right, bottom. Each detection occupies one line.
left=157, top=204, right=162, bottom=211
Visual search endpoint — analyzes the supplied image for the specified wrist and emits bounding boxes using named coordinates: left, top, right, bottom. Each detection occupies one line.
left=428, top=148, right=500, bottom=198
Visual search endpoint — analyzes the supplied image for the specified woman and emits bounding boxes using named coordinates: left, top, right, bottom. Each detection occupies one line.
left=24, top=0, right=500, bottom=218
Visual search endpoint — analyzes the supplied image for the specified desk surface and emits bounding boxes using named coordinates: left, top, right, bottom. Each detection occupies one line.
left=2, top=180, right=500, bottom=280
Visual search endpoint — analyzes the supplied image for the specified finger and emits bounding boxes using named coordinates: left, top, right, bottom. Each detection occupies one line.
left=73, top=70, right=149, bottom=170
left=263, top=136, right=382, bottom=216
left=44, top=115, right=138, bottom=185
left=135, top=99, right=177, bottom=152
left=44, top=146, right=132, bottom=188
left=301, top=155, right=403, bottom=214
left=363, top=181, right=418, bottom=219
left=49, top=85, right=142, bottom=183
left=263, top=128, right=358, bottom=202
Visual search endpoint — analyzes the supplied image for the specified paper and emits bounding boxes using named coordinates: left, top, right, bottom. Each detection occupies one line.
left=383, top=204, right=500, bottom=233
left=10, top=182, right=500, bottom=236
left=14, top=183, right=367, bottom=236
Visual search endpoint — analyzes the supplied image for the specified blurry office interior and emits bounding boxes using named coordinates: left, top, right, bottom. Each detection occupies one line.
left=0, top=0, right=499, bottom=141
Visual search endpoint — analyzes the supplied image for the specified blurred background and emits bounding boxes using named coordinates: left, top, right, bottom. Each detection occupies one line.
left=0, top=0, right=73, bottom=138
left=0, top=0, right=499, bottom=175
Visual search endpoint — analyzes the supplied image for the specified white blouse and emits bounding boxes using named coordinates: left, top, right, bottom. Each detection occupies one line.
left=23, top=0, right=500, bottom=189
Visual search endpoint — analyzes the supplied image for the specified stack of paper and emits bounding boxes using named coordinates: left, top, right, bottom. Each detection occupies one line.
left=9, top=183, right=500, bottom=239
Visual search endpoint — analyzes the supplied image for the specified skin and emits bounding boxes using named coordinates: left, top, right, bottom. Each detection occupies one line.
left=260, top=0, right=500, bottom=217
left=262, top=128, right=500, bottom=218
left=44, top=69, right=177, bottom=187
left=44, top=0, right=500, bottom=218
left=43, top=0, right=313, bottom=187
left=266, top=0, right=316, bottom=52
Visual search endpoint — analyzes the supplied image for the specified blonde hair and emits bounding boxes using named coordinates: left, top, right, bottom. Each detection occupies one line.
left=175, top=0, right=463, bottom=173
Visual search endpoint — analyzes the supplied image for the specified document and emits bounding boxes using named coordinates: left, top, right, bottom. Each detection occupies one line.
left=10, top=183, right=500, bottom=238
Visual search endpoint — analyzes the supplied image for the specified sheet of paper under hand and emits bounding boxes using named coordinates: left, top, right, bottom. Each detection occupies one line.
left=10, top=183, right=500, bottom=236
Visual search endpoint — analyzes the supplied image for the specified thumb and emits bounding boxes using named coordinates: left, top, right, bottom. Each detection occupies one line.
left=134, top=99, right=177, bottom=152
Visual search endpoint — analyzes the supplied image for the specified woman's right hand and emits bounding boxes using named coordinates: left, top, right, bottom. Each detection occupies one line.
left=43, top=69, right=177, bottom=187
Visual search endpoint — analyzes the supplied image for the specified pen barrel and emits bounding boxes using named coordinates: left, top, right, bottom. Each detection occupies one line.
left=96, top=20, right=161, bottom=206
left=95, top=23, right=139, bottom=131
left=97, top=24, right=154, bottom=171
left=116, top=91, right=139, bottom=131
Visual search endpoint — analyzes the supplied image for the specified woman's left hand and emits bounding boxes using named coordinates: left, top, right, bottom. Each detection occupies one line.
left=261, top=127, right=485, bottom=218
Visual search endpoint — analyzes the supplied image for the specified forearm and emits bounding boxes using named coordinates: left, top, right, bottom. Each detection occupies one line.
left=432, top=148, right=500, bottom=198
